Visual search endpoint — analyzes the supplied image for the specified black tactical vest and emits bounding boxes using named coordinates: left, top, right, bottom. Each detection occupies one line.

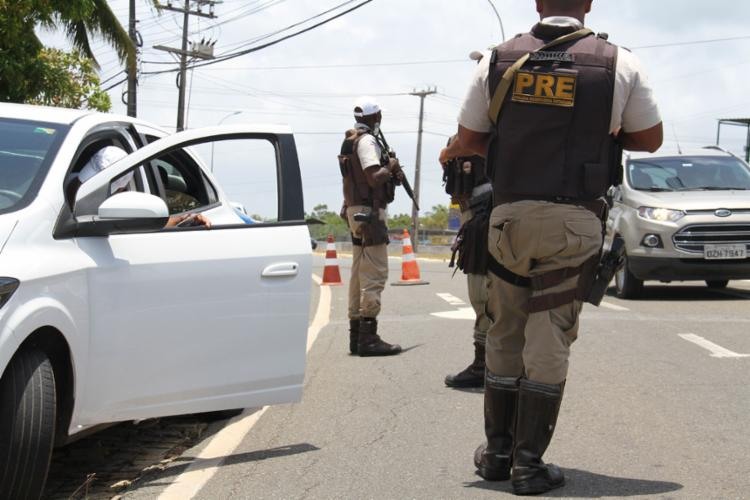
left=338, top=131, right=391, bottom=208
left=488, top=23, right=617, bottom=202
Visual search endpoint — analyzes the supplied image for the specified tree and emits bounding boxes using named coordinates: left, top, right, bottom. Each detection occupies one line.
left=306, top=204, right=349, bottom=241
left=28, top=49, right=111, bottom=111
left=420, top=204, right=449, bottom=229
left=0, top=0, right=157, bottom=106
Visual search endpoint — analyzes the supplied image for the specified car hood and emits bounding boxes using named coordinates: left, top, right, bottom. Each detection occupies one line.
left=0, top=217, right=18, bottom=255
left=629, top=189, right=750, bottom=210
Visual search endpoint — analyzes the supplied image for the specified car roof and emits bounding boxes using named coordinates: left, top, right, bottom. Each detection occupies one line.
left=0, top=102, right=99, bottom=125
left=0, top=103, right=294, bottom=135
left=626, top=147, right=733, bottom=161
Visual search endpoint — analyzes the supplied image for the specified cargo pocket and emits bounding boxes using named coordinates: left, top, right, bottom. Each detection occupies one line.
left=563, top=219, right=602, bottom=256
left=490, top=219, right=517, bottom=267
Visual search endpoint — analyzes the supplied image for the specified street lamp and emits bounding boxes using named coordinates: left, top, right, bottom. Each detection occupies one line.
left=485, top=0, right=506, bottom=42
left=211, top=111, right=242, bottom=172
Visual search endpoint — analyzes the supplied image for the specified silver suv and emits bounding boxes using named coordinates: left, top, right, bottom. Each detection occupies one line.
left=607, top=146, right=750, bottom=298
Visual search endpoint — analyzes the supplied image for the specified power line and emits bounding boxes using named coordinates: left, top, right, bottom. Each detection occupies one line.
left=143, top=0, right=374, bottom=76
left=631, top=35, right=750, bottom=50
left=142, top=57, right=468, bottom=68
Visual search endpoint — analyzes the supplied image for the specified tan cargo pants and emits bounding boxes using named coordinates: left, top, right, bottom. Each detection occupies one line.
left=461, top=207, right=490, bottom=346
left=486, top=201, right=602, bottom=384
left=347, top=205, right=389, bottom=319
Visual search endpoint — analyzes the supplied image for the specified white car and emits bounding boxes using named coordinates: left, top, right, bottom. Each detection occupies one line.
left=0, top=103, right=312, bottom=499
left=607, top=146, right=750, bottom=298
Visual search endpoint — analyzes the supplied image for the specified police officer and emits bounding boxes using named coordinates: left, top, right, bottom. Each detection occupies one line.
left=338, top=97, right=404, bottom=357
left=440, top=0, right=662, bottom=495
left=443, top=150, right=492, bottom=388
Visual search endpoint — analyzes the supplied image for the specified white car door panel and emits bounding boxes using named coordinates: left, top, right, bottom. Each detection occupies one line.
left=79, top=223, right=311, bottom=424
left=73, top=125, right=311, bottom=425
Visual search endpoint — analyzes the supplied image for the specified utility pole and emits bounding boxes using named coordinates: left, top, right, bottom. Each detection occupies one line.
left=409, top=87, right=437, bottom=252
left=154, top=1, right=218, bottom=131
left=126, top=0, right=139, bottom=117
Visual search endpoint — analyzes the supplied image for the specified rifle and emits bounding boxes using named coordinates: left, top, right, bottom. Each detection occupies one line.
left=376, top=130, right=420, bottom=211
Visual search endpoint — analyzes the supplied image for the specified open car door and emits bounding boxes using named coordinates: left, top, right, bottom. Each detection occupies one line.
left=69, top=125, right=312, bottom=426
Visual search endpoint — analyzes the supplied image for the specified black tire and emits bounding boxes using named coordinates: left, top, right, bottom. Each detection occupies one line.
left=0, top=349, right=57, bottom=500
left=706, top=279, right=729, bottom=289
left=615, top=254, right=644, bottom=299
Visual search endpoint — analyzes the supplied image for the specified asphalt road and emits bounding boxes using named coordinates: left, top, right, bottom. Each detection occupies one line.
left=67, top=253, right=750, bottom=499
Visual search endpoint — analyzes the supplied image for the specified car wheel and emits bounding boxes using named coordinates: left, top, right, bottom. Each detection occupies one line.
left=615, top=254, right=644, bottom=299
left=706, top=279, right=729, bottom=289
left=0, top=349, right=57, bottom=500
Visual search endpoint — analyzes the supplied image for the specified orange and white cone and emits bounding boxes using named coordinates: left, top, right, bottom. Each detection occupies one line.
left=391, top=229, right=429, bottom=286
left=321, top=234, right=343, bottom=286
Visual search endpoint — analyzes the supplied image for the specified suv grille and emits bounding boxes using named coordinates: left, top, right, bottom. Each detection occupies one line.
left=673, top=224, right=750, bottom=253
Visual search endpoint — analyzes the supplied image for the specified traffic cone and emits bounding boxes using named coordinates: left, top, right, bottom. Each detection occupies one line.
left=391, top=229, right=429, bottom=286
left=321, top=234, right=343, bottom=286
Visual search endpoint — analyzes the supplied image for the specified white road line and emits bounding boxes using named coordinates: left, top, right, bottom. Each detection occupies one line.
left=431, top=307, right=476, bottom=320
left=599, top=301, right=630, bottom=311
left=678, top=333, right=750, bottom=358
left=436, top=293, right=466, bottom=306
left=159, top=274, right=331, bottom=500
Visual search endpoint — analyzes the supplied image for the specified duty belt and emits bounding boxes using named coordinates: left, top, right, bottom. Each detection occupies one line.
left=494, top=194, right=608, bottom=220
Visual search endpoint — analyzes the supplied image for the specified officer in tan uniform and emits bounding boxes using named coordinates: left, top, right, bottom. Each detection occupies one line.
left=338, top=97, right=403, bottom=357
left=443, top=151, right=492, bottom=388
left=440, top=0, right=662, bottom=495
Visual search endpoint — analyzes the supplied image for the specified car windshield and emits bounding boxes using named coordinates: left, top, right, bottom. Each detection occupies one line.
left=0, top=118, right=67, bottom=213
left=627, top=155, right=750, bottom=192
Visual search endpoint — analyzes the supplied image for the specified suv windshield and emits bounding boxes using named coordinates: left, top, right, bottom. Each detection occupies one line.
left=0, top=118, right=67, bottom=213
left=627, top=155, right=750, bottom=192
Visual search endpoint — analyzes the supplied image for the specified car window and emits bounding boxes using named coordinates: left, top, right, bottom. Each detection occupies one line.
left=197, top=138, right=280, bottom=222
left=149, top=150, right=216, bottom=215
left=0, top=119, right=67, bottom=213
left=628, top=156, right=750, bottom=191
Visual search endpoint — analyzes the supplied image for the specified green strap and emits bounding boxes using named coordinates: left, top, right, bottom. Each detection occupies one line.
left=488, top=28, right=594, bottom=126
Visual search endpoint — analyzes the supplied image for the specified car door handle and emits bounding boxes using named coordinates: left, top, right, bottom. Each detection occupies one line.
left=262, top=262, right=299, bottom=277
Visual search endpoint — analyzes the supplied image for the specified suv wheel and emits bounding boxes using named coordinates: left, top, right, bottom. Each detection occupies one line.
left=615, top=254, right=644, bottom=299
left=706, top=279, right=729, bottom=289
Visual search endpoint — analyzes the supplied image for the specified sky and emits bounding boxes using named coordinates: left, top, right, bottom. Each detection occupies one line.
left=39, top=0, right=750, bottom=219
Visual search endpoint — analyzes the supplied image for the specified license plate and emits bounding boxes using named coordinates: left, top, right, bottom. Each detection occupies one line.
left=704, top=244, right=747, bottom=260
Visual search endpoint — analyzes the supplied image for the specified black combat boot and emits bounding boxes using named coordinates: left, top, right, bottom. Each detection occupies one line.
left=445, top=341, right=485, bottom=388
left=511, top=378, right=565, bottom=496
left=357, top=318, right=402, bottom=357
left=474, top=373, right=518, bottom=481
left=349, top=319, right=359, bottom=355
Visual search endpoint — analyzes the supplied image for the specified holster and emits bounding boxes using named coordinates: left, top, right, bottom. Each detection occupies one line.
left=450, top=192, right=492, bottom=275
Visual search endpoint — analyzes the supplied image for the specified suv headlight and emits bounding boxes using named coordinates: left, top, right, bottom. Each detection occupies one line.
left=0, top=278, right=19, bottom=309
left=637, top=206, right=685, bottom=222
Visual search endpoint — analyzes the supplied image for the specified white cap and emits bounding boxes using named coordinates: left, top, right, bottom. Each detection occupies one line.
left=78, top=146, right=133, bottom=192
left=353, top=96, right=381, bottom=117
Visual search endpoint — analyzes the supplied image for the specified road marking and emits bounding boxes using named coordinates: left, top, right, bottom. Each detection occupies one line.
left=678, top=333, right=750, bottom=358
left=599, top=301, right=630, bottom=311
left=431, top=307, right=475, bottom=320
left=159, top=274, right=331, bottom=500
left=436, top=293, right=466, bottom=306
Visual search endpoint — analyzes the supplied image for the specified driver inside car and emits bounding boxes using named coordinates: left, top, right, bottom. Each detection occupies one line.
left=71, top=146, right=211, bottom=229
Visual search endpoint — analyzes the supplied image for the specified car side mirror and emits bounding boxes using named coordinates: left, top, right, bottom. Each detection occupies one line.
left=75, top=192, right=170, bottom=236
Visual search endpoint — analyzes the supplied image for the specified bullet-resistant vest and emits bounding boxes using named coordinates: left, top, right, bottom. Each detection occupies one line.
left=488, top=23, right=617, bottom=202
left=338, top=131, right=390, bottom=208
